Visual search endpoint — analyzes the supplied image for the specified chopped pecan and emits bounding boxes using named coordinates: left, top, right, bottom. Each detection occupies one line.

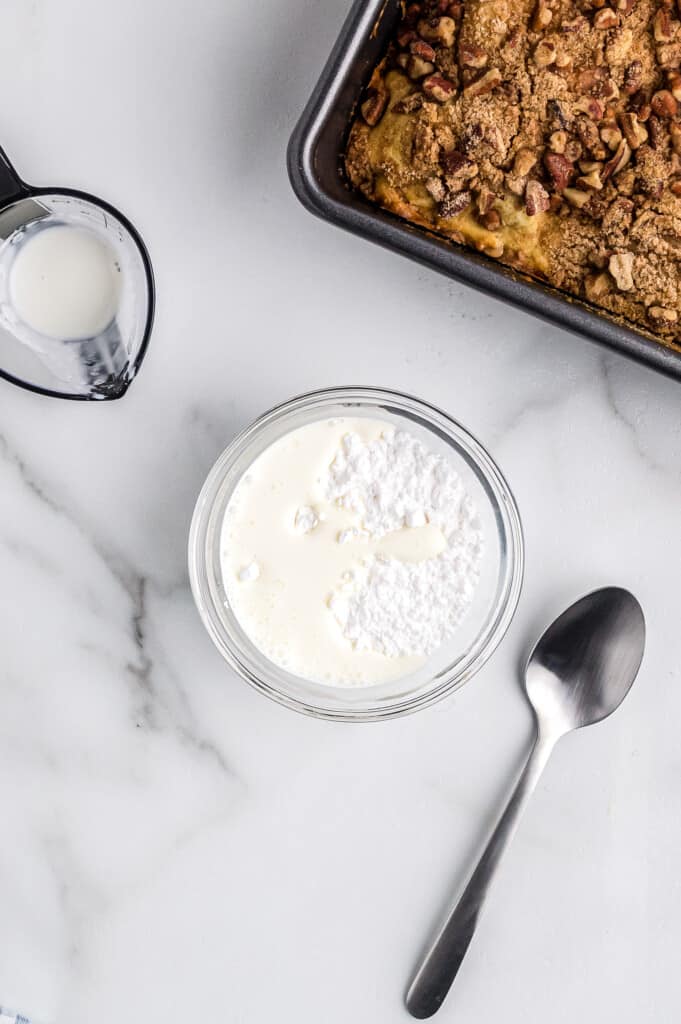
left=425, top=176, right=447, bottom=202
left=651, top=89, right=679, bottom=117
left=585, top=271, right=612, bottom=300
left=562, top=15, right=589, bottom=31
left=565, top=138, right=584, bottom=161
left=361, top=87, right=389, bottom=126
left=549, top=130, right=568, bottom=153
left=397, top=27, right=418, bottom=47
left=460, top=44, right=488, bottom=68
left=622, top=60, right=643, bottom=94
left=648, top=114, right=666, bottom=148
left=575, top=96, right=606, bottom=120
left=514, top=148, right=538, bottom=176
left=671, top=179, right=681, bottom=195
left=439, top=189, right=472, bottom=217
left=441, top=148, right=473, bottom=176
left=407, top=55, right=436, bottom=78
left=422, top=74, right=456, bottom=101
left=629, top=91, right=651, bottom=120
left=653, top=8, right=675, bottom=42
left=594, top=7, right=619, bottom=27
left=619, top=112, right=648, bottom=149
left=669, top=72, right=681, bottom=101
left=671, top=122, right=681, bottom=154
left=525, top=179, right=551, bottom=215
left=648, top=305, right=679, bottom=325
left=563, top=187, right=591, bottom=207
left=656, top=42, right=681, bottom=68
left=544, top=151, right=574, bottom=189
left=601, top=125, right=623, bottom=150
left=411, top=39, right=437, bottom=61
left=532, top=0, right=553, bottom=30
left=463, top=68, right=502, bottom=97
left=476, top=186, right=497, bottom=214
left=603, top=137, right=631, bottom=177
left=534, top=39, right=557, bottom=66
left=577, top=66, right=607, bottom=95
left=576, top=115, right=607, bottom=157
left=616, top=0, right=637, bottom=12
left=418, top=16, right=456, bottom=47
left=481, top=208, right=502, bottom=230
left=578, top=168, right=605, bottom=189
left=609, top=251, right=635, bottom=290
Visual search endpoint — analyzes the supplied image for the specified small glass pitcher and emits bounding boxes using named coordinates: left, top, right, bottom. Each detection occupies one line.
left=0, top=145, right=155, bottom=401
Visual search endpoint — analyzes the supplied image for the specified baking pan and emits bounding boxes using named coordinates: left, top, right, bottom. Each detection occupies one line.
left=287, top=0, right=681, bottom=380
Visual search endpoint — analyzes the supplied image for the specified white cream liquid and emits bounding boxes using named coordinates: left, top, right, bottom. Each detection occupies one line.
left=10, top=225, right=122, bottom=340
left=220, top=418, right=483, bottom=687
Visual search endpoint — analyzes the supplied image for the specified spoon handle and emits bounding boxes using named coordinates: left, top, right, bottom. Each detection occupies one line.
left=406, top=728, right=556, bottom=1019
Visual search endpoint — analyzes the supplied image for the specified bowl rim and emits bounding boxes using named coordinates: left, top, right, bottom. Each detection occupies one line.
left=188, top=386, right=525, bottom=722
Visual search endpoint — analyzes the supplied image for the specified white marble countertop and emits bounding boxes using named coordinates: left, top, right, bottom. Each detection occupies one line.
left=0, top=1, right=680, bottom=1021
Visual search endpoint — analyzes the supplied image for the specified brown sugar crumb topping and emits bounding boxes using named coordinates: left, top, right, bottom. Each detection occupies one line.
left=344, top=0, right=681, bottom=347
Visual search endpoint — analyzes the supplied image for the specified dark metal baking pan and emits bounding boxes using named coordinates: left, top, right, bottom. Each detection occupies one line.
left=287, top=0, right=681, bottom=380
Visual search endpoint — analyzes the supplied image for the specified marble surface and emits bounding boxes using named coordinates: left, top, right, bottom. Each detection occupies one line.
left=0, top=0, right=680, bottom=1021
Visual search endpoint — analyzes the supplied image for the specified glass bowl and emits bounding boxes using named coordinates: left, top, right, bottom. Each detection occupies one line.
left=188, top=387, right=524, bottom=722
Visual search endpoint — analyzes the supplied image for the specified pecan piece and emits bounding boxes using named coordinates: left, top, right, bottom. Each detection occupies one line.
left=669, top=72, right=681, bottom=102
left=585, top=271, right=612, bottom=300
left=619, top=112, right=648, bottom=149
left=653, top=8, right=675, bottom=42
left=622, top=60, right=643, bottom=94
left=549, top=130, right=568, bottom=153
left=532, top=0, right=553, bottom=30
left=601, top=125, right=623, bottom=150
left=648, top=305, right=679, bottom=326
left=648, top=114, right=666, bottom=149
left=407, top=55, right=436, bottom=78
left=411, top=39, right=437, bottom=61
left=525, top=179, right=551, bottom=215
left=418, top=16, right=456, bottom=47
left=603, top=137, right=631, bottom=177
left=361, top=87, right=389, bottom=126
left=514, top=148, right=538, bottom=176
left=609, top=251, right=635, bottom=290
left=544, top=151, right=574, bottom=189
left=534, top=39, right=557, bottom=66
left=422, top=74, right=456, bottom=101
left=441, top=148, right=473, bottom=176
left=577, top=168, right=605, bottom=190
left=460, top=44, right=488, bottom=68
left=576, top=115, right=607, bottom=158
left=575, top=95, right=606, bottom=120
left=671, top=122, right=681, bottom=154
left=424, top=176, right=447, bottom=202
left=563, top=187, right=591, bottom=208
left=594, top=7, right=618, bottom=27
left=463, top=67, right=502, bottom=97
left=651, top=89, right=679, bottom=117
left=481, top=208, right=502, bottom=230
left=439, top=189, right=472, bottom=217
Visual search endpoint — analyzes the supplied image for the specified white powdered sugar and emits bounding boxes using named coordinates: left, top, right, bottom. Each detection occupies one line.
left=326, top=430, right=483, bottom=658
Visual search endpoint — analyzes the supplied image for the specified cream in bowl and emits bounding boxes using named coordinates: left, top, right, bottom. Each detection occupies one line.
left=189, top=388, right=523, bottom=721
left=221, top=418, right=484, bottom=687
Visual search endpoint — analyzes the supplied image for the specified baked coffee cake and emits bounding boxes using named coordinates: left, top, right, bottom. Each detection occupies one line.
left=345, top=0, right=681, bottom=345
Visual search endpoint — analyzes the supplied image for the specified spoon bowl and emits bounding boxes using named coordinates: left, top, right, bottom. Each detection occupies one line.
left=526, top=587, right=646, bottom=736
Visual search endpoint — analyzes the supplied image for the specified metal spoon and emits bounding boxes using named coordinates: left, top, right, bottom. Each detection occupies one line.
left=406, top=587, right=646, bottom=1019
